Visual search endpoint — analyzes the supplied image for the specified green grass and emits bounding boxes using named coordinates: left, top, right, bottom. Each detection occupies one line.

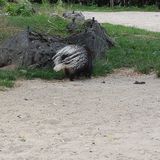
left=99, top=24, right=160, bottom=75
left=0, top=69, right=65, bottom=88
left=0, top=15, right=69, bottom=43
left=93, top=59, right=113, bottom=76
left=7, top=15, right=69, bottom=35
left=34, top=3, right=159, bottom=12
left=67, top=4, right=159, bottom=12
left=18, top=69, right=65, bottom=80
left=0, top=70, right=16, bottom=88
left=0, top=80, right=14, bottom=88
left=0, top=15, right=160, bottom=88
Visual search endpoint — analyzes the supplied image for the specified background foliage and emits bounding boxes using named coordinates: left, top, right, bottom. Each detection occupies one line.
left=33, top=0, right=160, bottom=8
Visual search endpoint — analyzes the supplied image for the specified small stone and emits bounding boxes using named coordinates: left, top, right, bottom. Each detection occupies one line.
left=134, top=81, right=146, bottom=84
left=17, top=115, right=22, bottom=118
left=19, top=136, right=26, bottom=142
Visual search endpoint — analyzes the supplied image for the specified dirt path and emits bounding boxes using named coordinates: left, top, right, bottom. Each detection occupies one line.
left=1, top=12, right=160, bottom=159
left=83, top=12, right=160, bottom=32
left=0, top=70, right=160, bottom=159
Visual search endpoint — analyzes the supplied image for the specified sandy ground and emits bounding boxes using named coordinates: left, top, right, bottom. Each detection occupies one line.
left=1, top=12, right=160, bottom=160
left=0, top=70, right=160, bottom=160
left=83, top=12, right=160, bottom=32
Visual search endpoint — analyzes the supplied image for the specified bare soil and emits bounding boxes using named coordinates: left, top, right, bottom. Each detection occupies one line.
left=0, top=70, right=160, bottom=160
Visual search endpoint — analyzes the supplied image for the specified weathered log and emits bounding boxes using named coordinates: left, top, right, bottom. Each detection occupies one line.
left=0, top=19, right=114, bottom=69
left=63, top=11, right=85, bottom=21
left=0, top=30, right=66, bottom=68
left=66, top=19, right=114, bottom=58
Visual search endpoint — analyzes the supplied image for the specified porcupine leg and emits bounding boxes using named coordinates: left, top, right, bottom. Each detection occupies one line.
left=85, top=72, right=91, bottom=78
left=87, top=65, right=92, bottom=78
left=85, top=60, right=93, bottom=78
left=69, top=74, right=75, bottom=81
left=75, top=71, right=81, bottom=79
left=64, top=69, right=75, bottom=81
left=86, top=72, right=92, bottom=78
left=86, top=52, right=93, bottom=78
left=64, top=69, right=70, bottom=78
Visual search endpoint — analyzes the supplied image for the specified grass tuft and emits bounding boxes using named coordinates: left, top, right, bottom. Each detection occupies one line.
left=0, top=70, right=16, bottom=80
left=7, top=15, right=69, bottom=36
left=93, top=59, right=113, bottom=76
left=18, top=69, right=65, bottom=80
left=0, top=15, right=69, bottom=43
left=0, top=79, right=14, bottom=88
left=103, top=24, right=160, bottom=76
left=0, top=70, right=17, bottom=88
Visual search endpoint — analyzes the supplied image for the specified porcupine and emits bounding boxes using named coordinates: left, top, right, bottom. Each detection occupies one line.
left=52, top=45, right=93, bottom=81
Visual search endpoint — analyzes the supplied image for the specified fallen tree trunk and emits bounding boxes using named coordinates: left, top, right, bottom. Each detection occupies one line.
left=66, top=19, right=114, bottom=58
left=0, top=19, right=114, bottom=69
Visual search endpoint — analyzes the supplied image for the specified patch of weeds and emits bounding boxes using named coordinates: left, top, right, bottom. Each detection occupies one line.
left=0, top=79, right=14, bottom=88
left=18, top=69, right=65, bottom=80
left=93, top=58, right=113, bottom=76
left=0, top=70, right=17, bottom=81
left=0, top=69, right=65, bottom=88
left=103, top=23, right=160, bottom=75
left=0, top=70, right=17, bottom=88
left=54, top=0, right=65, bottom=16
left=5, top=0, right=34, bottom=16
left=0, top=15, right=21, bottom=43
left=0, top=0, right=6, bottom=7
left=7, top=15, right=69, bottom=36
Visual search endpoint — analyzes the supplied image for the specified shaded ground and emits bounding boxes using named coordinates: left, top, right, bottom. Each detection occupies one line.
left=83, top=12, right=160, bottom=32
left=0, top=70, right=160, bottom=160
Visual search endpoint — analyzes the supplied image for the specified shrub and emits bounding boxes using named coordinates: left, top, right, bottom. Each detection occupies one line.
left=0, top=0, right=6, bottom=7
left=54, top=0, right=65, bottom=16
left=5, top=0, right=35, bottom=16
left=38, top=0, right=52, bottom=15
